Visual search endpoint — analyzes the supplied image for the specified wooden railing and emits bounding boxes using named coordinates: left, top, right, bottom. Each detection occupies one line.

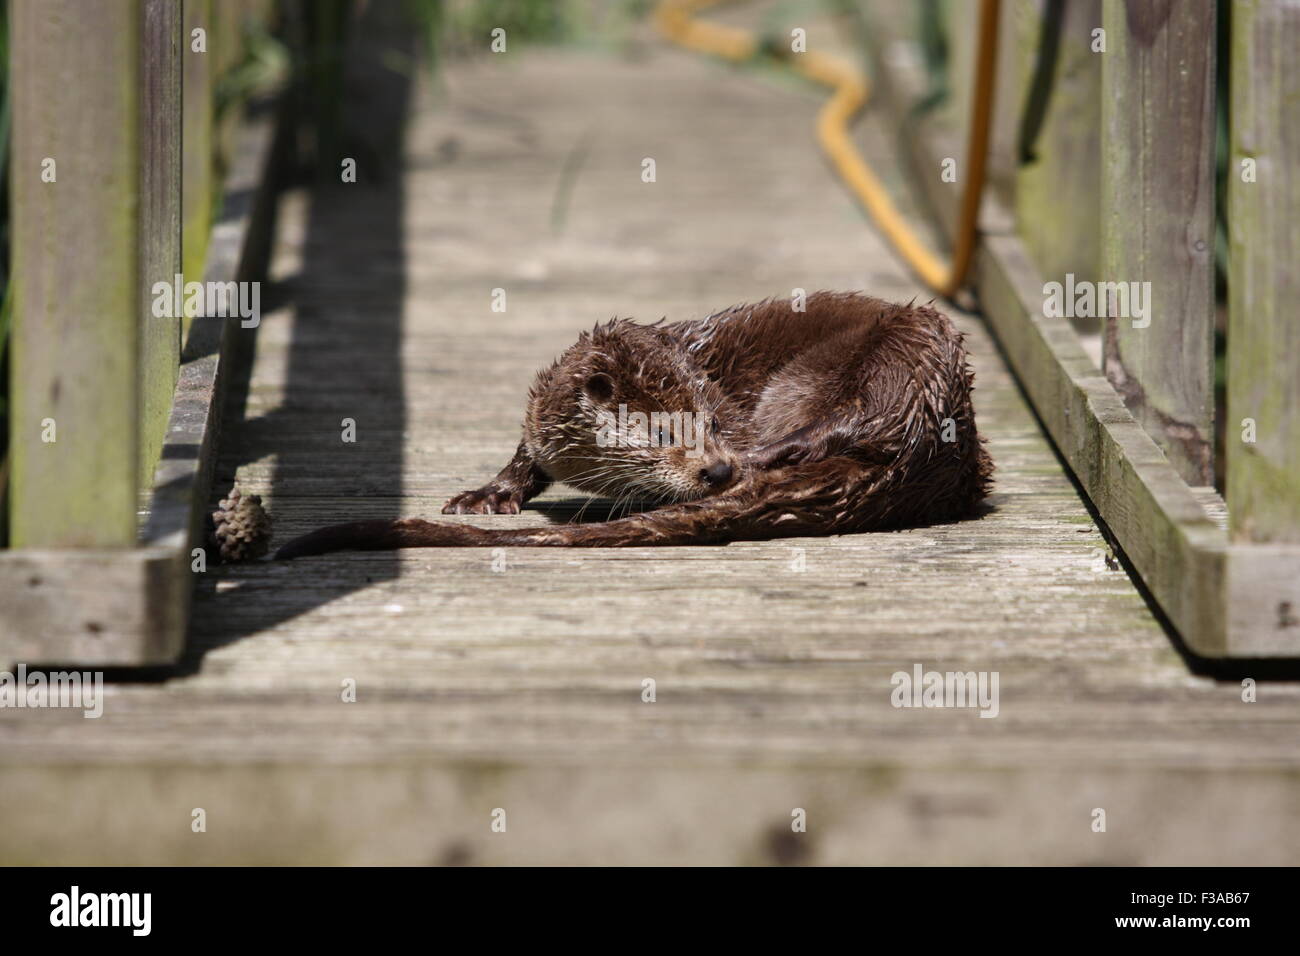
left=2, top=0, right=281, bottom=664
left=862, top=0, right=1300, bottom=657
left=4, top=0, right=1297, bottom=662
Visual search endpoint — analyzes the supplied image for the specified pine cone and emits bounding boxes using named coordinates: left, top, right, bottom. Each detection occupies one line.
left=210, top=486, right=273, bottom=562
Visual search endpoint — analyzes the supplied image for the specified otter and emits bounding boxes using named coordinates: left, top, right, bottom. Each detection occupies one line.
left=275, top=292, right=992, bottom=557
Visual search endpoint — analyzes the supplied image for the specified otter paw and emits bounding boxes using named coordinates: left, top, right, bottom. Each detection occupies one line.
left=441, top=486, right=524, bottom=515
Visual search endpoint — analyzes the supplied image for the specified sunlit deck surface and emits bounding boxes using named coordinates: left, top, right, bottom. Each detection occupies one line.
left=4, top=8, right=1299, bottom=865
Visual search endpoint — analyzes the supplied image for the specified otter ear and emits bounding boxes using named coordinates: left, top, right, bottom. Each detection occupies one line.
left=583, top=372, right=615, bottom=403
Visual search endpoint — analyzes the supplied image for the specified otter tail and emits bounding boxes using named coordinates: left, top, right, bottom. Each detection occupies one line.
left=274, top=494, right=782, bottom=559
left=272, top=461, right=887, bottom=559
left=268, top=452, right=985, bottom=560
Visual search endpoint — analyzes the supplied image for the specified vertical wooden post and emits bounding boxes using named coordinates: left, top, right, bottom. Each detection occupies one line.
left=984, top=0, right=1022, bottom=213
left=9, top=0, right=179, bottom=547
left=212, top=0, right=249, bottom=165
left=1015, top=0, right=1101, bottom=301
left=944, top=0, right=977, bottom=157
left=1100, top=0, right=1216, bottom=487
left=139, top=0, right=184, bottom=485
left=183, top=0, right=215, bottom=341
left=1227, top=0, right=1300, bottom=543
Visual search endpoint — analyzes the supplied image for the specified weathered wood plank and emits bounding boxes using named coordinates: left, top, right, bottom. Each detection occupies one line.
left=139, top=0, right=184, bottom=487
left=858, top=0, right=1293, bottom=656
left=0, top=72, right=284, bottom=666
left=986, top=0, right=1022, bottom=212
left=943, top=0, right=976, bottom=168
left=1099, top=0, right=1216, bottom=486
left=975, top=232, right=1228, bottom=656
left=183, top=0, right=215, bottom=336
left=211, top=0, right=251, bottom=165
left=0, top=548, right=185, bottom=664
left=1225, top=545, right=1300, bottom=656
left=1227, top=0, right=1300, bottom=545
left=4, top=762, right=1300, bottom=865
left=9, top=0, right=145, bottom=546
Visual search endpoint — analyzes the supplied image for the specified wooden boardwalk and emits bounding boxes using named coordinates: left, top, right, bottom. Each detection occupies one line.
left=4, top=11, right=1300, bottom=865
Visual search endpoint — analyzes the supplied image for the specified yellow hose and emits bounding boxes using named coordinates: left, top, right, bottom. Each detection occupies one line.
left=655, top=0, right=1001, bottom=299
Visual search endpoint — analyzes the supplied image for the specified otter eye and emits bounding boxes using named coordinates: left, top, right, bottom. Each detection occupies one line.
left=584, top=373, right=614, bottom=403
left=657, top=424, right=674, bottom=447
left=711, top=416, right=720, bottom=435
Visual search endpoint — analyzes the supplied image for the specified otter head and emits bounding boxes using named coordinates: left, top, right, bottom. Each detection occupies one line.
left=526, top=319, right=741, bottom=503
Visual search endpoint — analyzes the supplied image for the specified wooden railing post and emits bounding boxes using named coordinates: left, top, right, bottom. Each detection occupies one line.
left=9, top=0, right=181, bottom=547
left=183, top=0, right=215, bottom=338
left=1099, top=0, right=1216, bottom=487
left=140, top=0, right=184, bottom=485
left=213, top=0, right=253, bottom=165
left=1015, top=0, right=1102, bottom=308
left=1227, top=0, right=1300, bottom=543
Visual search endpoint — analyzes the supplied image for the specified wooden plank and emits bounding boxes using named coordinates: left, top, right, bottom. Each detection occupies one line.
left=1099, top=0, right=1216, bottom=486
left=0, top=91, right=285, bottom=667
left=8, top=0, right=144, bottom=547
left=1227, top=0, right=1300, bottom=545
left=943, top=0, right=977, bottom=164
left=183, top=0, right=215, bottom=338
left=4, top=762, right=1300, bottom=865
left=1225, top=545, right=1300, bottom=657
left=858, top=0, right=1300, bottom=656
left=1014, top=0, right=1101, bottom=306
left=975, top=233, right=1228, bottom=657
left=211, top=0, right=246, bottom=164
left=139, top=0, right=184, bottom=488
left=0, top=548, right=185, bottom=665
left=985, top=0, right=1022, bottom=212
left=135, top=111, right=283, bottom=663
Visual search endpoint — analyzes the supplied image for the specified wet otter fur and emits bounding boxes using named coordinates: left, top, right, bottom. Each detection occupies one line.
left=276, top=292, right=993, bottom=556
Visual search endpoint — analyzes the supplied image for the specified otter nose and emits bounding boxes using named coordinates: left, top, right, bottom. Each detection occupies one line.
left=700, top=461, right=734, bottom=488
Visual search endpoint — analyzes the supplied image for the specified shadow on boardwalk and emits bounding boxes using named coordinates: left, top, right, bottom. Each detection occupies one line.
left=188, top=3, right=414, bottom=664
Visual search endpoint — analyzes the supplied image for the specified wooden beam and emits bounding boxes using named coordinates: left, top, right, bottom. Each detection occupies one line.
left=1227, top=0, right=1300, bottom=545
left=1099, top=0, right=1216, bottom=486
left=0, top=548, right=186, bottom=665
left=212, top=0, right=251, bottom=165
left=4, top=762, right=1300, bottom=864
left=0, top=98, right=284, bottom=666
left=975, top=233, right=1228, bottom=657
left=183, top=0, right=215, bottom=339
left=858, top=0, right=1300, bottom=657
left=139, top=0, right=184, bottom=488
left=982, top=0, right=1021, bottom=211
left=9, top=0, right=146, bottom=547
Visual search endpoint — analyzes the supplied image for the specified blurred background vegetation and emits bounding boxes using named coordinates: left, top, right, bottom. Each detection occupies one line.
left=410, top=0, right=654, bottom=55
